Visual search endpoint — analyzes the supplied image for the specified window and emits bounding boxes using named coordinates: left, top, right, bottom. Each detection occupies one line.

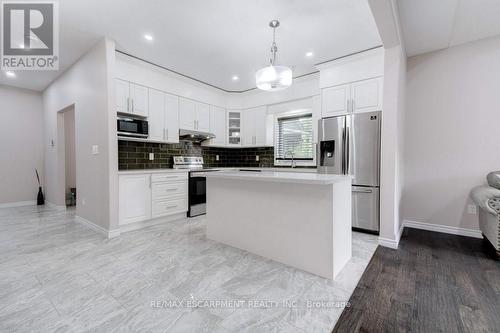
left=275, top=113, right=314, bottom=161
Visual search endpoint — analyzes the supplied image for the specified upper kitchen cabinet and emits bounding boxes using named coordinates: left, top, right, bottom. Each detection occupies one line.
left=321, top=84, right=350, bottom=117
left=115, top=79, right=149, bottom=117
left=242, top=106, right=270, bottom=147
left=149, top=89, right=179, bottom=143
left=164, top=93, right=180, bottom=143
left=227, top=110, right=242, bottom=147
left=195, top=102, right=210, bottom=132
left=351, top=77, right=383, bottom=114
left=204, top=105, right=226, bottom=146
left=317, top=47, right=384, bottom=118
left=179, top=98, right=210, bottom=132
left=321, top=78, right=383, bottom=117
left=130, top=84, right=149, bottom=117
left=179, top=98, right=196, bottom=130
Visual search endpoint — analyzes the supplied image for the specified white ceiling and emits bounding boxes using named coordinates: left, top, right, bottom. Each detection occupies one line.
left=398, top=0, right=500, bottom=57
left=0, top=0, right=381, bottom=92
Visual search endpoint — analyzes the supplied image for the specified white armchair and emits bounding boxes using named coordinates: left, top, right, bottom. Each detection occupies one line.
left=471, top=171, right=500, bottom=258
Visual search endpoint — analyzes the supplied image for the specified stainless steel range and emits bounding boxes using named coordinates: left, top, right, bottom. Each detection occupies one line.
left=173, top=156, right=219, bottom=217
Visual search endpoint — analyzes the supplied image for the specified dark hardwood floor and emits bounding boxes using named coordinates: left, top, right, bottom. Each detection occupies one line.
left=333, top=228, right=500, bottom=333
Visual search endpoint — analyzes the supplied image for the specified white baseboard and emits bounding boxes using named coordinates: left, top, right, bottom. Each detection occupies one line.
left=378, top=222, right=405, bottom=249
left=378, top=237, right=399, bottom=249
left=119, top=213, right=186, bottom=234
left=402, top=220, right=482, bottom=239
left=45, top=201, right=67, bottom=211
left=0, top=200, right=36, bottom=208
left=75, top=215, right=114, bottom=238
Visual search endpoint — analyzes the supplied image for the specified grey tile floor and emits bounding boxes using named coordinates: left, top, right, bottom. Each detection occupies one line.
left=0, top=205, right=378, bottom=332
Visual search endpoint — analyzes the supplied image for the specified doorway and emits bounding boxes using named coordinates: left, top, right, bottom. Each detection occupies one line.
left=57, top=106, right=77, bottom=208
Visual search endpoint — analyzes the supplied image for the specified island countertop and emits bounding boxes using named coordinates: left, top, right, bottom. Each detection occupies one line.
left=205, top=170, right=352, bottom=185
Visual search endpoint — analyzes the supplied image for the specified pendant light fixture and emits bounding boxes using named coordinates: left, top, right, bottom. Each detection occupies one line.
left=256, top=20, right=293, bottom=91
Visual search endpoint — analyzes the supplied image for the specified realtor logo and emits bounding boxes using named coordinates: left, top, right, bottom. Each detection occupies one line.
left=1, top=1, right=58, bottom=70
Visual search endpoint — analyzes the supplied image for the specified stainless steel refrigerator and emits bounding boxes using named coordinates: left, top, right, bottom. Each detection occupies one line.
left=317, top=111, right=381, bottom=233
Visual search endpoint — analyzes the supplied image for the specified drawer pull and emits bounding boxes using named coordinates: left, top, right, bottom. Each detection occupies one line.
left=166, top=189, right=177, bottom=192
left=166, top=205, right=178, bottom=209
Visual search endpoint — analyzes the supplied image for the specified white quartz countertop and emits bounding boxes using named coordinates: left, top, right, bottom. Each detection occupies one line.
left=205, top=170, right=351, bottom=185
left=118, top=167, right=317, bottom=175
left=118, top=169, right=188, bottom=175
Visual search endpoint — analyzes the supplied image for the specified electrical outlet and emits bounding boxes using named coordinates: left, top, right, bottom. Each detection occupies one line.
left=256, top=155, right=260, bottom=161
left=149, top=153, right=154, bottom=161
left=216, top=155, right=219, bottom=161
left=92, top=145, right=99, bottom=155
left=467, top=204, right=477, bottom=215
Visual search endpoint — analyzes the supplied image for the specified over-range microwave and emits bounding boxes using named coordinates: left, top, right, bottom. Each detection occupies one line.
left=117, top=117, right=149, bottom=138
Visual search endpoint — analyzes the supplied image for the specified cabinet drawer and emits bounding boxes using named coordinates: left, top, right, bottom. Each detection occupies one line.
left=152, top=181, right=187, bottom=200
left=151, top=173, right=187, bottom=183
left=152, top=198, right=187, bottom=218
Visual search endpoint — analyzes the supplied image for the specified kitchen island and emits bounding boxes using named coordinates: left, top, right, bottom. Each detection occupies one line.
left=205, top=171, right=352, bottom=280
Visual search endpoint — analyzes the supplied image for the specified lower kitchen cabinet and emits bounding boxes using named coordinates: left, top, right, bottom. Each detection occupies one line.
left=119, top=172, right=188, bottom=226
left=118, top=174, right=152, bottom=225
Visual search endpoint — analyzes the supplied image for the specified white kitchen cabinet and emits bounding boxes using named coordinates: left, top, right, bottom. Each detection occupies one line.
left=321, top=77, right=383, bottom=118
left=148, top=89, right=165, bottom=141
left=227, top=110, right=242, bottom=147
left=115, top=79, right=149, bottom=117
left=179, top=98, right=210, bottom=131
left=130, top=83, right=149, bottom=117
left=119, top=172, right=188, bottom=226
left=351, top=77, right=383, bottom=114
left=242, top=106, right=268, bottom=147
left=196, top=102, right=210, bottom=132
left=119, top=174, right=151, bottom=225
left=115, top=79, right=130, bottom=114
left=164, top=93, right=179, bottom=143
left=148, top=90, right=179, bottom=143
left=179, top=98, right=196, bottom=130
left=242, top=110, right=255, bottom=147
left=321, top=84, right=350, bottom=117
left=205, top=106, right=226, bottom=146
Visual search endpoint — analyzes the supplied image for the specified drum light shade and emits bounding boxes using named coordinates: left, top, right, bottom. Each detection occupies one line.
left=255, top=65, right=292, bottom=91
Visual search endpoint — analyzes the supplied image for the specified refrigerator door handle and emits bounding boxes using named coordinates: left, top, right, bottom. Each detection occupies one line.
left=353, top=188, right=373, bottom=193
left=341, top=120, right=346, bottom=174
left=345, top=122, right=350, bottom=175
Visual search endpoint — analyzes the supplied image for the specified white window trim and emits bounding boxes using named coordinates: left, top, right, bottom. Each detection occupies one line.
left=273, top=109, right=316, bottom=167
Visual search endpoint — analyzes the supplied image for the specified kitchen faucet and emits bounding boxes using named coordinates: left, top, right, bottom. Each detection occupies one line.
left=287, top=151, right=296, bottom=168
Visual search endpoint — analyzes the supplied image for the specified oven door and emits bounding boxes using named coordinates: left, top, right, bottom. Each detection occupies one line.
left=188, top=175, right=206, bottom=217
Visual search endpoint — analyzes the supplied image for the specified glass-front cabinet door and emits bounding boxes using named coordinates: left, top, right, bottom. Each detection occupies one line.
left=227, top=110, right=241, bottom=146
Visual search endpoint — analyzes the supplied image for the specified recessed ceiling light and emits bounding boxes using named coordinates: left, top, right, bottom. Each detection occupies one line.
left=232, top=75, right=239, bottom=81
left=305, top=51, right=314, bottom=57
left=5, top=71, right=16, bottom=78
left=144, top=34, right=154, bottom=41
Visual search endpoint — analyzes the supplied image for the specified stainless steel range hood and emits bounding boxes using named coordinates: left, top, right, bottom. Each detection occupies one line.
left=179, top=129, right=216, bottom=142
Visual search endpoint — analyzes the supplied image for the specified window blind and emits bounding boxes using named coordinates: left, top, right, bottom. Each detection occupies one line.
left=276, top=114, right=313, bottom=160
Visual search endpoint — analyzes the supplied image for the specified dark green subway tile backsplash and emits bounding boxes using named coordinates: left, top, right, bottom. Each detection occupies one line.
left=118, top=140, right=275, bottom=170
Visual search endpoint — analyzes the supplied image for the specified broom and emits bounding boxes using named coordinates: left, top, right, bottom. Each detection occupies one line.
left=35, top=169, right=44, bottom=205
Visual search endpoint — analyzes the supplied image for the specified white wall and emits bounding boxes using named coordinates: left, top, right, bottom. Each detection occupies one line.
left=43, top=39, right=116, bottom=230
left=403, top=36, right=500, bottom=231
left=378, top=45, right=406, bottom=246
left=0, top=86, right=43, bottom=205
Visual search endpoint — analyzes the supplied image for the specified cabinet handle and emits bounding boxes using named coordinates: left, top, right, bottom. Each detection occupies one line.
left=132, top=99, right=135, bottom=112
left=163, top=129, right=166, bottom=140
left=352, top=99, right=355, bottom=112
left=166, top=205, right=178, bottom=210
left=149, top=176, right=152, bottom=188
left=127, top=97, right=130, bottom=112
left=166, top=128, right=169, bottom=140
